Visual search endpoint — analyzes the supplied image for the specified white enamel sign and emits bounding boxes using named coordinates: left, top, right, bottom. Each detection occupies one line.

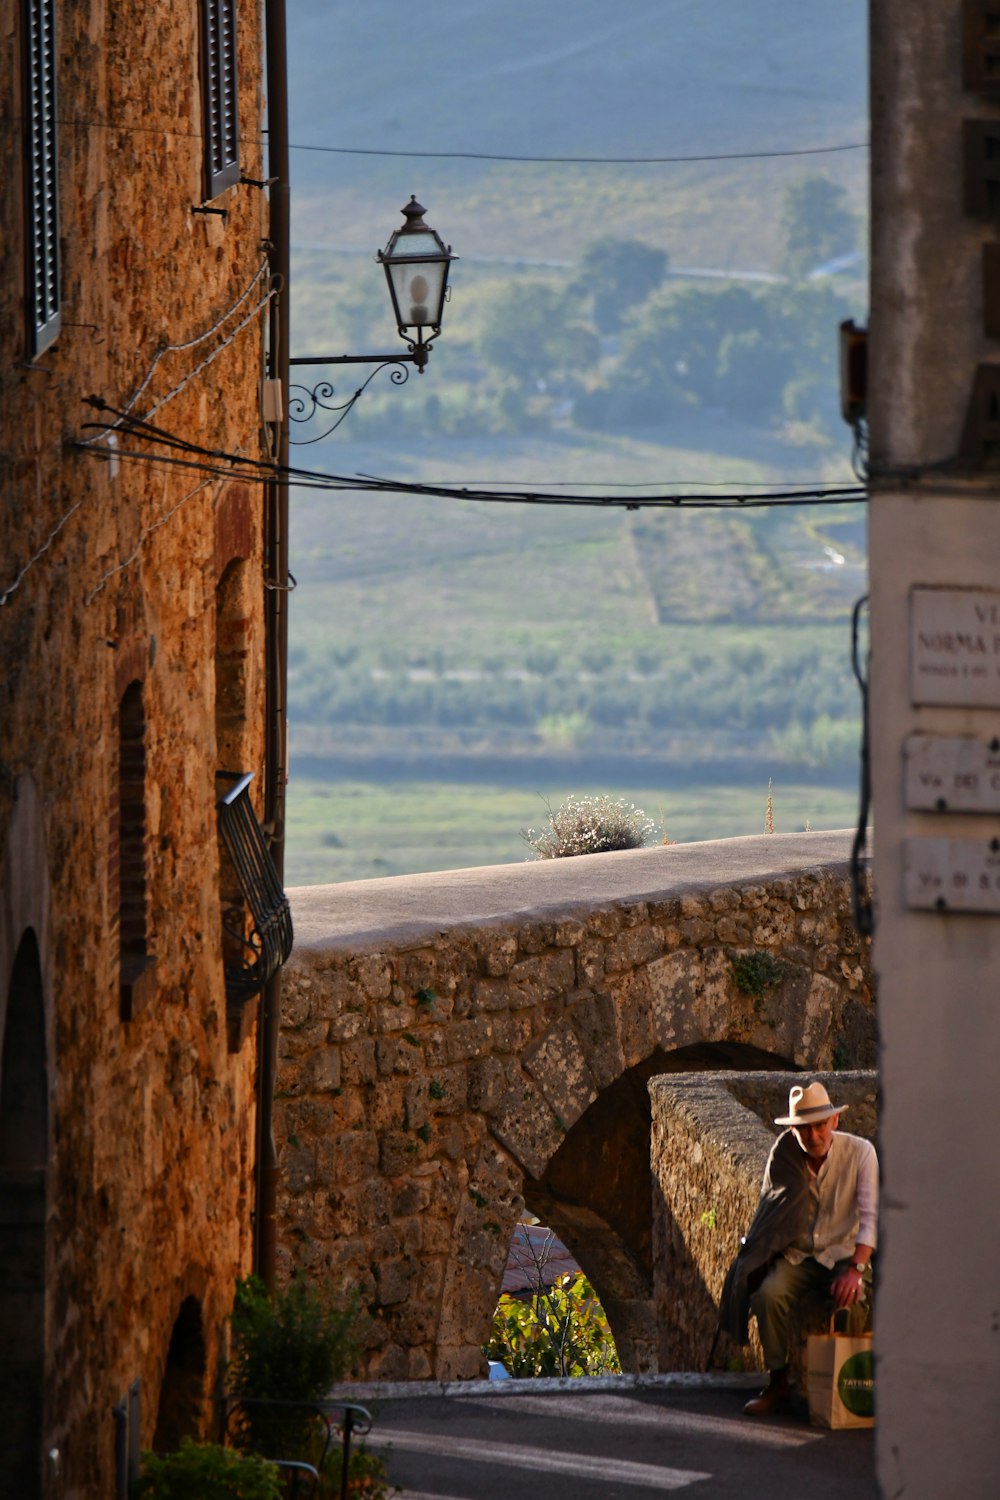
left=904, top=734, right=1000, bottom=812
left=904, top=836, right=1000, bottom=913
left=910, top=586, right=1000, bottom=707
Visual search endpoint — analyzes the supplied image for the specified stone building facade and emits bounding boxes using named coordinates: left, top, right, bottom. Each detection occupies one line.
left=1, top=1, right=281, bottom=1493
left=277, top=848, right=873, bottom=1382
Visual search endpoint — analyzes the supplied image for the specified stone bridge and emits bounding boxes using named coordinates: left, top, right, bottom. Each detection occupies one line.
left=275, top=831, right=873, bottom=1380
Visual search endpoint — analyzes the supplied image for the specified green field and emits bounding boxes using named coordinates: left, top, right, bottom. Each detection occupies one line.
left=284, top=769, right=860, bottom=887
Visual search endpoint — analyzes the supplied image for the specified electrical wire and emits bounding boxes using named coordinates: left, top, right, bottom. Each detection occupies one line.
left=2, top=265, right=274, bottom=607
left=84, top=476, right=214, bottom=605
left=849, top=593, right=874, bottom=936
left=80, top=258, right=274, bottom=445
left=75, top=429, right=868, bottom=509
left=285, top=140, right=870, bottom=166
left=0, top=492, right=88, bottom=608
left=0, top=114, right=868, bottom=168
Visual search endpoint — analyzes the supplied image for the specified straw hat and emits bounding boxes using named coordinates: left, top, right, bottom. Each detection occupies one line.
left=774, top=1081, right=846, bottom=1126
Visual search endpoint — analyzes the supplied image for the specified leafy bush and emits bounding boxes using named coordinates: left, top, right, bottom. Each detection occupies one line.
left=134, top=1439, right=281, bottom=1500
left=228, top=1277, right=392, bottom=1497
left=484, top=1272, right=621, bottom=1378
left=229, top=1275, right=360, bottom=1460
left=729, top=950, right=785, bottom=998
left=522, top=794, right=656, bottom=858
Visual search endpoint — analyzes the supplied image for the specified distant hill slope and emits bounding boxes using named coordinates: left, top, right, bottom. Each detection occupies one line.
left=288, top=0, right=867, bottom=168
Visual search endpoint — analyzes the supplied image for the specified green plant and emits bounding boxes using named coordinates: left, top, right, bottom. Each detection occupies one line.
left=428, top=1079, right=445, bottom=1100
left=134, top=1439, right=281, bottom=1500
left=832, top=1038, right=852, bottom=1071
left=484, top=1271, right=621, bottom=1378
left=700, top=1207, right=718, bottom=1231
left=337, top=1445, right=394, bottom=1498
left=729, top=950, right=785, bottom=999
left=522, top=794, right=656, bottom=859
left=229, top=1275, right=360, bottom=1461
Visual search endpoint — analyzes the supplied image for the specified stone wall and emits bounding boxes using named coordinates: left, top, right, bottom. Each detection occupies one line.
left=277, top=852, right=874, bottom=1381
left=1, top=1, right=269, bottom=1491
left=649, top=1070, right=878, bottom=1372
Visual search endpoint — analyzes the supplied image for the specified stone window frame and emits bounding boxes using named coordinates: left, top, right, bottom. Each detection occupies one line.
left=199, top=0, right=241, bottom=202
left=21, top=0, right=61, bottom=355
left=115, top=677, right=156, bottom=1021
left=214, top=489, right=258, bottom=1048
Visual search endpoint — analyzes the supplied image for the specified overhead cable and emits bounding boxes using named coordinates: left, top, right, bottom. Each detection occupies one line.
left=287, top=140, right=869, bottom=166
left=75, top=426, right=867, bottom=510
left=0, top=114, right=868, bottom=168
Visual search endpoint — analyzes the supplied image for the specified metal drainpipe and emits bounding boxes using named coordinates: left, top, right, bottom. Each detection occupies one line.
left=257, top=0, right=290, bottom=1295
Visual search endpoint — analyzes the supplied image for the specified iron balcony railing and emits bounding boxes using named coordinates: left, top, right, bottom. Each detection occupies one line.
left=216, top=771, right=293, bottom=1004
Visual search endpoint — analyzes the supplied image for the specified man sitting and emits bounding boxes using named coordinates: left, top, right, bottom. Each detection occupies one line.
left=719, top=1081, right=878, bottom=1416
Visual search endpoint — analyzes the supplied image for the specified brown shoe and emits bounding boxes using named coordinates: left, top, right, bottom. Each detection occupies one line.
left=743, top=1371, right=790, bottom=1416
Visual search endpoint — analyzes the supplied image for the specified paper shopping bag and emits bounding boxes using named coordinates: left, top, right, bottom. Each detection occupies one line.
left=805, top=1316, right=874, bottom=1429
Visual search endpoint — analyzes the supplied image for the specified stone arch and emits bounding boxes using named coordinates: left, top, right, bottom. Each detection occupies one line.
left=0, top=929, right=49, bottom=1496
left=152, top=1294, right=208, bottom=1452
left=277, top=845, right=875, bottom=1380
left=522, top=1041, right=795, bottom=1372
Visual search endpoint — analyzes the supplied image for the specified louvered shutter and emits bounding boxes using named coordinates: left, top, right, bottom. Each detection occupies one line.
left=23, top=0, right=60, bottom=355
left=201, top=0, right=240, bottom=200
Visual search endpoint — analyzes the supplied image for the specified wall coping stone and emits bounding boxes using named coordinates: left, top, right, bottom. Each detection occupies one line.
left=289, top=830, right=859, bottom=951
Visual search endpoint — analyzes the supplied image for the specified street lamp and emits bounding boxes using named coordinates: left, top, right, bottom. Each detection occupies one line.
left=288, top=197, right=457, bottom=442
left=377, top=196, right=457, bottom=372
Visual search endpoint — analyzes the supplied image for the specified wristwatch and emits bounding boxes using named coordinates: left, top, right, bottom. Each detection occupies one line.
left=850, top=1261, right=867, bottom=1275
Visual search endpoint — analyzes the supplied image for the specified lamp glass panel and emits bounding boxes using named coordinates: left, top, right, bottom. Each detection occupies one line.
left=388, top=258, right=448, bottom=327
left=389, top=230, right=442, bottom=259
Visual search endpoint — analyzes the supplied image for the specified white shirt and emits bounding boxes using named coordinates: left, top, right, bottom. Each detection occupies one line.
left=783, top=1130, right=879, bottom=1269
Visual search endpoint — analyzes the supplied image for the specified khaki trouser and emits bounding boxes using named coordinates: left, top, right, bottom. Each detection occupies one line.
left=750, top=1255, right=869, bottom=1371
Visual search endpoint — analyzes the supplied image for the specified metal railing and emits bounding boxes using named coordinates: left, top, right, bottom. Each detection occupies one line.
left=216, top=772, right=293, bottom=1004
left=223, top=1397, right=374, bottom=1500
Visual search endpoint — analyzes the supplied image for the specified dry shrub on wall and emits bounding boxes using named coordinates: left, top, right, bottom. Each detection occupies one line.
left=522, top=794, right=657, bottom=858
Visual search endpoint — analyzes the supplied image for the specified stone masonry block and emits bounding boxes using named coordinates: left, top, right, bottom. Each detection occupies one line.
left=570, top=990, right=626, bottom=1089
left=600, top=922, right=665, bottom=974
left=469, top=979, right=513, bottom=1013
left=575, top=941, right=606, bottom=986
left=506, top=949, right=577, bottom=1007
left=524, top=1026, right=597, bottom=1129
left=481, top=934, right=518, bottom=975
left=340, top=1036, right=377, bottom=1085
left=304, top=1047, right=341, bottom=1094
left=315, top=1131, right=379, bottom=1186
left=467, top=1056, right=507, bottom=1112
left=490, top=1078, right=566, bottom=1179
left=352, top=953, right=393, bottom=1001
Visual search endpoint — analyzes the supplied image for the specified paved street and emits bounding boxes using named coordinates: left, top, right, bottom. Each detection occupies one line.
left=347, top=1376, right=878, bottom=1500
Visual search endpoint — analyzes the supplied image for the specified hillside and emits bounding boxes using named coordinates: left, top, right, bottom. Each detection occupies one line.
left=281, top=2, right=871, bottom=884
left=286, top=0, right=868, bottom=269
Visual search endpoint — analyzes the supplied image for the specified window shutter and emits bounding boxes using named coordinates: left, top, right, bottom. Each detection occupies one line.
left=23, top=0, right=60, bottom=355
left=201, top=0, right=240, bottom=201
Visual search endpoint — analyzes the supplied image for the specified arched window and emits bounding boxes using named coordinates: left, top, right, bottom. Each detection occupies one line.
left=153, top=1296, right=207, bottom=1452
left=215, top=557, right=253, bottom=772
left=0, top=929, right=48, bottom=1497
left=117, top=680, right=153, bottom=1019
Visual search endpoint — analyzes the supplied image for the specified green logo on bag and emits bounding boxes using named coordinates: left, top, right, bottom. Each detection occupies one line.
left=837, top=1350, right=875, bottom=1417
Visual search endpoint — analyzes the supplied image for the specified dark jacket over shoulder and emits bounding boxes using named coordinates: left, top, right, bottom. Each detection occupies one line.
left=718, top=1130, right=813, bottom=1345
